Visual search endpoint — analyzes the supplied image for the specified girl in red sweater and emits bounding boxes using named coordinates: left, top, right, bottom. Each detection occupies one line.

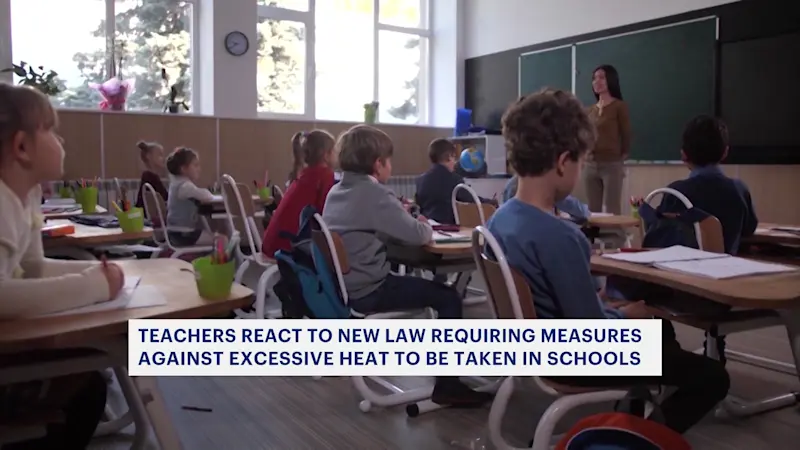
left=262, top=130, right=336, bottom=257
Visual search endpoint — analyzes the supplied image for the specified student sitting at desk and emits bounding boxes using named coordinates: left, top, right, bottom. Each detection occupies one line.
left=134, top=140, right=168, bottom=214
left=487, top=89, right=729, bottom=434
left=0, top=82, right=123, bottom=448
left=262, top=130, right=336, bottom=257
left=323, top=125, right=492, bottom=408
left=165, top=147, right=215, bottom=246
left=416, top=138, right=495, bottom=225
left=502, top=174, right=590, bottom=221
left=658, top=116, right=758, bottom=255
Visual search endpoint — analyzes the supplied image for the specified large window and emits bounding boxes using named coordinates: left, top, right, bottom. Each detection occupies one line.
left=258, top=0, right=429, bottom=123
left=10, top=0, right=195, bottom=111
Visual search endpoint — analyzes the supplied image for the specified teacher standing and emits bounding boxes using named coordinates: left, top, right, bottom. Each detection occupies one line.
left=583, top=64, right=631, bottom=214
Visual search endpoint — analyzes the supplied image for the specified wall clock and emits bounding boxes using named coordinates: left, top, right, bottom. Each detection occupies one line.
left=224, top=31, right=249, bottom=56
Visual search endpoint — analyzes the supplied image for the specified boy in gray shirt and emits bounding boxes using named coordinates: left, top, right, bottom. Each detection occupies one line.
left=323, top=125, right=491, bottom=408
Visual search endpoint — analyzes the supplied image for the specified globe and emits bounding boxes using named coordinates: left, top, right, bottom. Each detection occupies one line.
left=459, top=147, right=485, bottom=173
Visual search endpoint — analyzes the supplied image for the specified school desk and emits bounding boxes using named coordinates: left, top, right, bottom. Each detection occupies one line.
left=590, top=253, right=800, bottom=418
left=0, top=259, right=254, bottom=450
left=42, top=220, right=153, bottom=250
left=43, top=205, right=108, bottom=219
left=745, top=223, right=800, bottom=246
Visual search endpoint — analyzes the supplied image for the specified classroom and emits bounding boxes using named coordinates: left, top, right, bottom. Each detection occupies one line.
left=1, top=0, right=800, bottom=449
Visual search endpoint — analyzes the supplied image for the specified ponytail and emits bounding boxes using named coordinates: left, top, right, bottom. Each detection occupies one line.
left=288, top=131, right=304, bottom=183
left=288, top=130, right=335, bottom=183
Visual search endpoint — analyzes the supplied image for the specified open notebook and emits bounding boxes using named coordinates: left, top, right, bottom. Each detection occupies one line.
left=602, top=245, right=797, bottom=279
left=43, top=276, right=167, bottom=317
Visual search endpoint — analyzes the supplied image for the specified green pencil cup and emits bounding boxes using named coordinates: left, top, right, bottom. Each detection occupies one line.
left=58, top=187, right=74, bottom=199
left=192, top=256, right=236, bottom=300
left=257, top=186, right=273, bottom=204
left=631, top=209, right=641, bottom=220
left=77, top=187, right=98, bottom=213
left=116, top=207, right=145, bottom=233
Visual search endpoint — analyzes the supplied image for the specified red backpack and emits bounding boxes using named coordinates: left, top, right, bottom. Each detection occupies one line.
left=556, top=387, right=692, bottom=450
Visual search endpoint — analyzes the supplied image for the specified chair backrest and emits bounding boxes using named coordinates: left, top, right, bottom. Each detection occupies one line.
left=310, top=213, right=350, bottom=305
left=451, top=183, right=496, bottom=227
left=644, top=187, right=724, bottom=253
left=220, top=174, right=260, bottom=257
left=142, top=182, right=167, bottom=246
left=272, top=184, right=285, bottom=204
left=470, top=226, right=537, bottom=320
left=113, top=177, right=122, bottom=195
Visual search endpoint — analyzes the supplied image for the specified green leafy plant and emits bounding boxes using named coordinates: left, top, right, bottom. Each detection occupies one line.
left=1, top=62, right=62, bottom=96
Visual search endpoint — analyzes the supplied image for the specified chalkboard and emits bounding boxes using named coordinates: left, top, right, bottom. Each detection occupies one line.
left=519, top=46, right=573, bottom=96
left=575, top=19, right=717, bottom=161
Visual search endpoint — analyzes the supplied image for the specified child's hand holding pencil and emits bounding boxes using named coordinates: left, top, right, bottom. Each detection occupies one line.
left=100, top=255, right=125, bottom=301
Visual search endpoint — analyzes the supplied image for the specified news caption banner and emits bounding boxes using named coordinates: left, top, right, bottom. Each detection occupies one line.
left=128, top=319, right=662, bottom=377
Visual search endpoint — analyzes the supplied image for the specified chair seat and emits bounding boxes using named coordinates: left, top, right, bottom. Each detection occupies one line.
left=540, top=378, right=658, bottom=395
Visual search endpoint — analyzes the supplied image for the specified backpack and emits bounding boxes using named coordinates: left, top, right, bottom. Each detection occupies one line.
left=272, top=206, right=351, bottom=319
left=638, top=202, right=711, bottom=250
left=556, top=387, right=691, bottom=450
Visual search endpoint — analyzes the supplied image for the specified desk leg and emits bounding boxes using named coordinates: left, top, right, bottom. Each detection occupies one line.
left=717, top=309, right=800, bottom=418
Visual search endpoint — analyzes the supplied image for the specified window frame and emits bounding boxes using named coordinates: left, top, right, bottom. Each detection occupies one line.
left=257, top=0, right=430, bottom=124
left=6, top=0, right=200, bottom=112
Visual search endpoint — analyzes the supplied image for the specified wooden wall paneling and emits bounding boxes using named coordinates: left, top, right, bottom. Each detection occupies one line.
left=378, top=124, right=449, bottom=175
left=737, top=165, right=800, bottom=224
left=58, top=110, right=102, bottom=179
left=101, top=113, right=151, bottom=180
left=219, top=118, right=307, bottom=188
left=102, top=113, right=218, bottom=186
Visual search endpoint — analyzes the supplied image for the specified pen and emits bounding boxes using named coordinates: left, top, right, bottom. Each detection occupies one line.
left=100, top=254, right=109, bottom=268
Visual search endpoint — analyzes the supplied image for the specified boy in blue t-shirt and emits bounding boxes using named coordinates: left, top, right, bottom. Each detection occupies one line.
left=658, top=116, right=757, bottom=255
left=487, top=89, right=729, bottom=434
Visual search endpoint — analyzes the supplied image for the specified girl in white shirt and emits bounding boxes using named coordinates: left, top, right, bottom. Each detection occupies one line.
left=0, top=83, right=118, bottom=449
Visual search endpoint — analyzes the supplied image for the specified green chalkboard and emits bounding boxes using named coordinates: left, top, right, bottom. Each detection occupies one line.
left=519, top=46, right=573, bottom=96
left=575, top=19, right=717, bottom=161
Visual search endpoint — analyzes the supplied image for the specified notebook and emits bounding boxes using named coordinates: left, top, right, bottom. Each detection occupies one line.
left=771, top=226, right=800, bottom=235
left=432, top=231, right=470, bottom=243
left=591, top=212, right=614, bottom=218
left=654, top=257, right=797, bottom=280
left=602, top=245, right=728, bottom=264
left=43, top=277, right=167, bottom=317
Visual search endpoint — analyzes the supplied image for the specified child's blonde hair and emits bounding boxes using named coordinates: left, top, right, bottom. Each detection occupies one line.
left=137, top=140, right=163, bottom=163
left=336, top=125, right=394, bottom=175
left=288, top=130, right=335, bottom=182
left=0, top=83, right=58, bottom=154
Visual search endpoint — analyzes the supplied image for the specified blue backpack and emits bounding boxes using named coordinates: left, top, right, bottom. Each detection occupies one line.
left=272, top=206, right=350, bottom=319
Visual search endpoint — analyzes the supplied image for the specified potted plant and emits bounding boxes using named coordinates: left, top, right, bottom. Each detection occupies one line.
left=364, top=101, right=379, bottom=124
left=161, top=68, right=189, bottom=114
left=1, top=62, right=62, bottom=96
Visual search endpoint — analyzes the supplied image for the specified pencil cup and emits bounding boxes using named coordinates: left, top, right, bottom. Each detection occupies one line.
left=116, top=207, right=145, bottom=233
left=192, top=256, right=235, bottom=300
left=77, top=187, right=98, bottom=213
left=257, top=187, right=273, bottom=204
left=59, top=187, right=74, bottom=199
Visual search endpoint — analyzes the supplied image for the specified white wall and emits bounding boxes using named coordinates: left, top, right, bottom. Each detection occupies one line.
left=463, top=0, right=739, bottom=59
left=429, top=0, right=464, bottom=128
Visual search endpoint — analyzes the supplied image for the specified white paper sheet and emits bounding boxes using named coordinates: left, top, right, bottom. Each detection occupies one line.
left=44, top=277, right=167, bottom=317
left=654, top=257, right=797, bottom=280
left=591, top=212, right=614, bottom=217
left=602, top=245, right=728, bottom=264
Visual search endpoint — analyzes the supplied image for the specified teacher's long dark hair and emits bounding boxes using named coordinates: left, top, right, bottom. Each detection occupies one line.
left=592, top=65, right=623, bottom=101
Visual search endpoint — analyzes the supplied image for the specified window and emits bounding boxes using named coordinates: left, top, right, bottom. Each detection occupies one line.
left=314, top=0, right=374, bottom=122
left=256, top=17, right=306, bottom=115
left=258, top=0, right=308, bottom=11
left=378, top=30, right=425, bottom=124
left=10, top=0, right=106, bottom=108
left=260, top=0, right=429, bottom=124
left=9, top=0, right=196, bottom=111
